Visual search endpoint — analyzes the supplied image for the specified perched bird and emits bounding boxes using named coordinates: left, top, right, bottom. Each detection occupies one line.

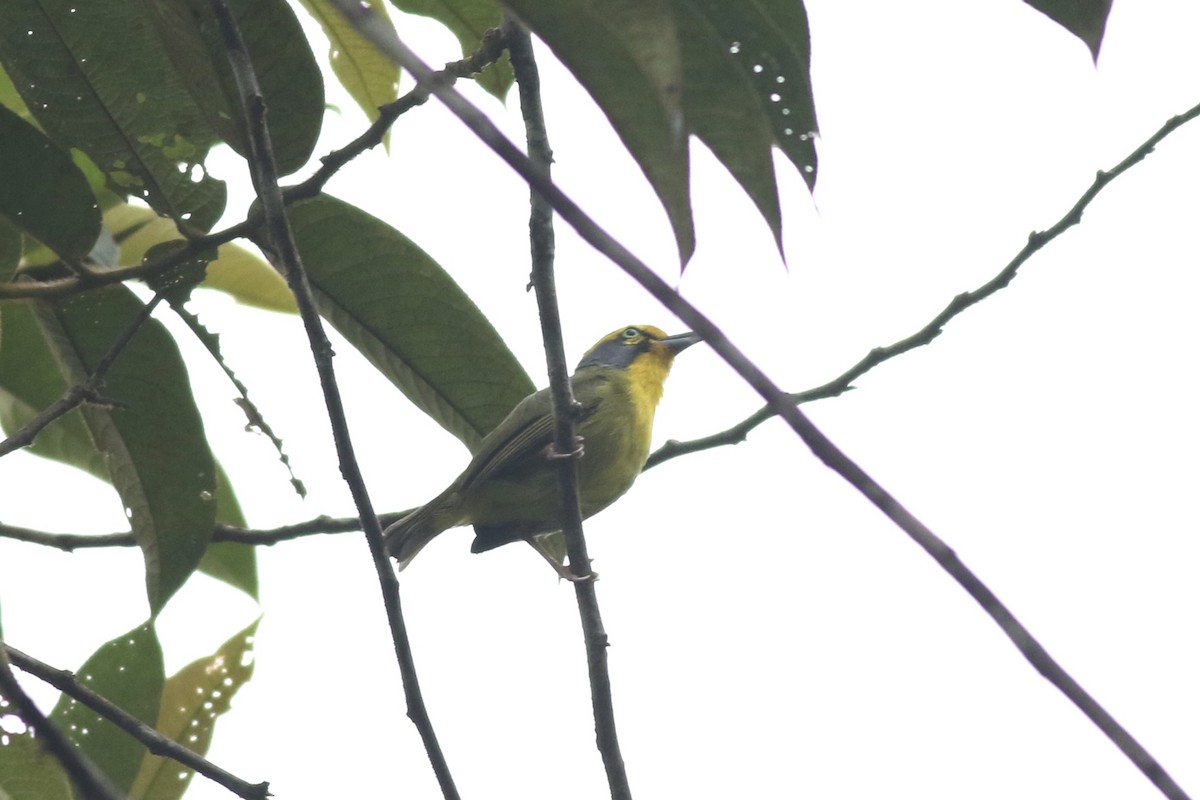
left=384, top=325, right=700, bottom=573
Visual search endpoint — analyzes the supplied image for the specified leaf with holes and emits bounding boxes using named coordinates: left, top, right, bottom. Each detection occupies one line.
left=128, top=618, right=259, bottom=800
left=283, top=194, right=534, bottom=451
left=0, top=720, right=74, bottom=800
left=49, top=622, right=164, bottom=794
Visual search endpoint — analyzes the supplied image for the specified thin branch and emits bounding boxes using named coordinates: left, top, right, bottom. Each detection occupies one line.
left=5, top=645, right=270, bottom=800
left=0, top=291, right=165, bottom=458
left=322, top=15, right=1193, bottom=800
left=505, top=16, right=632, bottom=800
left=647, top=97, right=1200, bottom=470
left=0, top=646, right=124, bottom=800
left=205, top=3, right=459, bottom=799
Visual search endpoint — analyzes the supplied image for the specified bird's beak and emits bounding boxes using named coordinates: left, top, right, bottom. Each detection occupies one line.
left=661, top=331, right=702, bottom=355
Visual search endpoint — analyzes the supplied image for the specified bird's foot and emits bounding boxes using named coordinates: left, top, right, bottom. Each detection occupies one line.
left=542, top=436, right=584, bottom=460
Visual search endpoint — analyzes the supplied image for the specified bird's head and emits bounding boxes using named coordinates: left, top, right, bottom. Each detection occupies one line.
left=576, top=325, right=700, bottom=406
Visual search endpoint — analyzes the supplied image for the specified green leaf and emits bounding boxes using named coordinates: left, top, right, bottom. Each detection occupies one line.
left=0, top=723, right=75, bottom=800
left=0, top=301, right=107, bottom=480
left=674, top=6, right=782, bottom=251
left=284, top=194, right=534, bottom=450
left=128, top=618, right=258, bottom=800
left=0, top=0, right=227, bottom=230
left=298, top=0, right=401, bottom=126
left=0, top=63, right=32, bottom=119
left=142, top=0, right=326, bottom=176
left=106, top=202, right=295, bottom=313
left=680, top=0, right=819, bottom=190
left=0, top=105, right=100, bottom=260
left=502, top=0, right=692, bottom=260
left=35, top=285, right=216, bottom=614
left=389, top=0, right=513, bottom=99
left=0, top=217, right=20, bottom=282
left=1023, top=0, right=1111, bottom=61
left=197, top=463, right=258, bottom=599
left=49, top=622, right=164, bottom=794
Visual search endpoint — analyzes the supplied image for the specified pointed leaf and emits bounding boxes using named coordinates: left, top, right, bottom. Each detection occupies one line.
left=298, top=0, right=401, bottom=125
left=284, top=194, right=534, bottom=450
left=129, top=618, right=258, bottom=800
left=680, top=0, right=819, bottom=190
left=49, top=622, right=164, bottom=794
left=389, top=0, right=513, bottom=99
left=35, top=285, right=216, bottom=614
left=0, top=106, right=100, bottom=260
left=1023, top=0, right=1112, bottom=61
left=0, top=301, right=107, bottom=480
left=142, top=0, right=326, bottom=176
left=500, top=0, right=693, bottom=260
left=197, top=463, right=258, bottom=599
left=0, top=0, right=227, bottom=230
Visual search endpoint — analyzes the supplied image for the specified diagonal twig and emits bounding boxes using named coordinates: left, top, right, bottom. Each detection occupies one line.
left=505, top=17, right=632, bottom=800
left=5, top=645, right=270, bottom=800
left=205, top=2, right=460, bottom=798
left=318, top=11, right=1193, bottom=799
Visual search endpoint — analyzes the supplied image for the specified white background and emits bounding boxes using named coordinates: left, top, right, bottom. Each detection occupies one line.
left=2, top=1, right=1199, bottom=798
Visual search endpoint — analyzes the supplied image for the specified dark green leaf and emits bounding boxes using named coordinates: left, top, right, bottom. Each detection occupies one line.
left=390, top=0, right=513, bottom=99
left=0, top=0, right=227, bottom=230
left=49, top=622, right=164, bottom=794
left=197, top=463, right=258, bottom=599
left=0, top=723, right=74, bottom=800
left=128, top=618, right=258, bottom=800
left=0, top=301, right=107, bottom=480
left=284, top=194, right=534, bottom=450
left=298, top=0, right=401, bottom=125
left=0, top=105, right=100, bottom=260
left=0, top=217, right=19, bottom=282
left=680, top=0, right=819, bottom=190
left=143, top=0, right=326, bottom=176
left=1023, top=0, right=1111, bottom=60
left=674, top=6, right=781, bottom=251
left=35, top=285, right=216, bottom=614
left=500, top=0, right=693, bottom=260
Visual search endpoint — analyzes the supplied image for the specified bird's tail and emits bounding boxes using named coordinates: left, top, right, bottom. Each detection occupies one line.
left=383, top=493, right=462, bottom=570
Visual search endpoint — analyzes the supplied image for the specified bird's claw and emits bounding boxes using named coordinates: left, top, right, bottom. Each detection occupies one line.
left=543, top=435, right=585, bottom=460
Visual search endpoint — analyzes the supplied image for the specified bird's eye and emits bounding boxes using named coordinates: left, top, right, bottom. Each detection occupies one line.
left=621, top=327, right=641, bottom=340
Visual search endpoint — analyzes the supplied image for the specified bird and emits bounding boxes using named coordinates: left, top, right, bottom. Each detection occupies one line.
left=384, top=325, right=700, bottom=575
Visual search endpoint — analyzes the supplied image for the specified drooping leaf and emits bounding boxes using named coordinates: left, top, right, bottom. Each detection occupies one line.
left=298, top=0, right=402, bottom=125
left=0, top=721, right=75, bottom=800
left=106, top=202, right=295, bottom=313
left=0, top=301, right=107, bottom=480
left=0, top=106, right=100, bottom=260
left=49, top=622, right=164, bottom=794
left=0, top=0, right=227, bottom=230
left=128, top=618, right=259, bottom=800
left=197, top=463, right=259, bottom=599
left=282, top=194, right=534, bottom=450
left=673, top=6, right=782, bottom=252
left=389, top=0, right=513, bottom=99
left=500, top=0, right=693, bottom=261
left=35, top=285, right=216, bottom=614
left=142, top=0, right=326, bottom=176
left=679, top=0, right=819, bottom=190
left=1023, top=0, right=1112, bottom=61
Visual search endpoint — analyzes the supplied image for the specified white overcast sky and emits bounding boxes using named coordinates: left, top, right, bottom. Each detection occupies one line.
left=2, top=1, right=1199, bottom=799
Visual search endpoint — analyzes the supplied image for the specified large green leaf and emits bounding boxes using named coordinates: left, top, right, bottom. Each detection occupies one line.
left=106, top=202, right=295, bottom=313
left=680, top=0, right=819, bottom=190
left=49, top=622, right=164, bottom=794
left=0, top=721, right=75, bottom=800
left=283, top=194, right=534, bottom=450
left=1023, top=0, right=1112, bottom=60
left=500, top=0, right=693, bottom=261
left=0, top=106, right=100, bottom=260
left=35, top=285, right=216, bottom=614
left=142, top=0, right=326, bottom=176
left=0, top=0, right=226, bottom=230
left=128, top=618, right=259, bottom=800
left=299, top=0, right=402, bottom=126
left=390, top=0, right=513, bottom=99
left=198, top=463, right=258, bottom=599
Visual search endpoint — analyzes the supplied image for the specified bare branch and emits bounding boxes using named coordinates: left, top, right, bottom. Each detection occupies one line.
left=506, top=16, right=632, bottom=799
left=6, top=645, right=270, bottom=800
left=205, top=2, right=460, bottom=798
left=333, top=23, right=1193, bottom=800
